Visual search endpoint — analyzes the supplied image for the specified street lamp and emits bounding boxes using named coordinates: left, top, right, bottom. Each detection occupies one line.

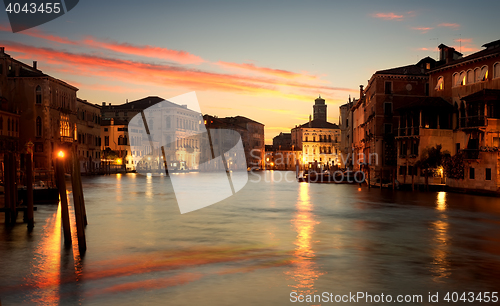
left=57, top=150, right=65, bottom=158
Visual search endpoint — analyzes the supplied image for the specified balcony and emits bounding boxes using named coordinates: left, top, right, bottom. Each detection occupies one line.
left=459, top=116, right=486, bottom=129
left=397, top=127, right=420, bottom=138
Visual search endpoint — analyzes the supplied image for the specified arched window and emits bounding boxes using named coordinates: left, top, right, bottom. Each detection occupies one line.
left=36, top=116, right=42, bottom=137
left=0, top=116, right=3, bottom=130
left=15, top=120, right=18, bottom=132
left=466, top=69, right=474, bottom=84
left=118, top=135, right=124, bottom=145
left=435, top=76, right=444, bottom=90
left=494, top=62, right=500, bottom=79
left=35, top=85, right=42, bottom=104
left=478, top=65, right=488, bottom=82
left=7, top=118, right=10, bottom=131
left=459, top=71, right=466, bottom=86
left=452, top=73, right=459, bottom=87
left=123, top=135, right=128, bottom=146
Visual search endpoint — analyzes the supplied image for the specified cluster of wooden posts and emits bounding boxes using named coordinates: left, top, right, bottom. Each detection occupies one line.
left=1, top=148, right=87, bottom=254
left=2, top=152, right=34, bottom=228
left=55, top=148, right=87, bottom=254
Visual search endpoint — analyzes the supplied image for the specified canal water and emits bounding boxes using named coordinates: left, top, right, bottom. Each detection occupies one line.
left=1, top=171, right=500, bottom=305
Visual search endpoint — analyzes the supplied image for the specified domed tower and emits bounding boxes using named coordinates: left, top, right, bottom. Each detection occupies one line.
left=313, top=95, right=327, bottom=121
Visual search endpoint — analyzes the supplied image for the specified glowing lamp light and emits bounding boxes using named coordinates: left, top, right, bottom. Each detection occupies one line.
left=57, top=150, right=65, bottom=158
left=270, top=162, right=274, bottom=166
left=116, top=159, right=122, bottom=165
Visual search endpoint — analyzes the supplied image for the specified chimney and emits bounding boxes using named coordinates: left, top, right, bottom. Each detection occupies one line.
left=33, top=61, right=37, bottom=69
left=126, top=99, right=128, bottom=103
left=0, top=47, right=4, bottom=53
left=108, top=103, right=111, bottom=106
left=309, top=115, right=312, bottom=127
left=359, top=85, right=364, bottom=99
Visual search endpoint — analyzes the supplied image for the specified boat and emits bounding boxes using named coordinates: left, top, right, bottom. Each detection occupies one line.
left=18, top=181, right=59, bottom=204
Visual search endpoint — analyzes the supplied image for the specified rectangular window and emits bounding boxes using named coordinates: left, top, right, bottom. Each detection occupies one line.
left=455, top=143, right=460, bottom=154
left=486, top=168, right=492, bottom=181
left=469, top=167, right=475, bottom=180
left=105, top=136, right=109, bottom=146
left=385, top=81, right=392, bottom=94
left=104, top=128, right=108, bottom=132
left=425, top=83, right=429, bottom=96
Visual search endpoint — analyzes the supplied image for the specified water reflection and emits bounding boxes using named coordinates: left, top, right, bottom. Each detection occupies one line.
left=287, top=183, right=322, bottom=295
left=431, top=192, right=450, bottom=281
left=25, top=205, right=62, bottom=305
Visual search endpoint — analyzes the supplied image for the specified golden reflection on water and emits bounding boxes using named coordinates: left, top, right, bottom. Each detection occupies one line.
left=431, top=191, right=450, bottom=281
left=26, top=204, right=62, bottom=305
left=287, top=183, right=322, bottom=295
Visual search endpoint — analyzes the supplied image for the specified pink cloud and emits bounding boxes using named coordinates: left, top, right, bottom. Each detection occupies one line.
left=412, top=27, right=433, bottom=34
left=438, top=23, right=460, bottom=29
left=0, top=24, right=77, bottom=45
left=216, top=61, right=318, bottom=80
left=372, top=12, right=404, bottom=20
left=2, top=42, right=354, bottom=101
left=82, top=38, right=205, bottom=65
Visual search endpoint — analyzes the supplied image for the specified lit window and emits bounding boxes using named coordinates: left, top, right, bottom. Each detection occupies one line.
left=435, top=76, right=444, bottom=90
left=477, top=65, right=488, bottom=82
left=60, top=114, right=71, bottom=137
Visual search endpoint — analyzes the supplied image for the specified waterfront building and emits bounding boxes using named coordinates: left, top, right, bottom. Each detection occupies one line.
left=339, top=97, right=355, bottom=168
left=0, top=47, right=78, bottom=170
left=353, top=57, right=435, bottom=181
left=291, top=96, right=340, bottom=168
left=76, top=98, right=102, bottom=174
left=427, top=40, right=500, bottom=193
left=204, top=115, right=265, bottom=170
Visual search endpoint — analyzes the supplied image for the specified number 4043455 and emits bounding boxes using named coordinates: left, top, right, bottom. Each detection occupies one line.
left=5, top=3, right=61, bottom=14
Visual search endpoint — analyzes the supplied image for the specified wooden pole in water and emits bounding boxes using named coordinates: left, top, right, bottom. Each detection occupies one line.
left=380, top=169, right=383, bottom=189
left=367, top=165, right=371, bottom=189
left=3, top=154, right=11, bottom=224
left=10, top=153, right=17, bottom=223
left=55, top=155, right=72, bottom=247
left=26, top=153, right=34, bottom=229
left=392, top=168, right=395, bottom=190
left=71, top=149, right=87, bottom=253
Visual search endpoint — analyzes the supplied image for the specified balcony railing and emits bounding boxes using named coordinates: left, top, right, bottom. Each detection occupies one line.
left=460, top=116, right=486, bottom=129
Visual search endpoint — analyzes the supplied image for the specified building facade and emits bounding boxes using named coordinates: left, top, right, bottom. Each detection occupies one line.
left=291, top=96, right=341, bottom=168
left=0, top=47, right=79, bottom=170
left=76, top=98, right=102, bottom=174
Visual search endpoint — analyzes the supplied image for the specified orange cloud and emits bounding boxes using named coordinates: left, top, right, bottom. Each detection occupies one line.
left=438, top=23, right=460, bottom=29
left=412, top=27, right=433, bottom=34
left=454, top=38, right=472, bottom=43
left=83, top=38, right=205, bottom=64
left=3, top=42, right=352, bottom=101
left=216, top=61, right=318, bottom=80
left=372, top=12, right=404, bottom=20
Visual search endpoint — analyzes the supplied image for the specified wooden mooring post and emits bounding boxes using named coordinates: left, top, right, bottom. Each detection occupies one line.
left=9, top=153, right=17, bottom=224
left=3, top=153, right=11, bottom=224
left=71, top=149, right=87, bottom=253
left=55, top=155, right=72, bottom=247
left=25, top=153, right=34, bottom=229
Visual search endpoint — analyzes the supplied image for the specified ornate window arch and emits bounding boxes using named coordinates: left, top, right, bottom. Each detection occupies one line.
left=494, top=62, right=500, bottom=79
left=466, top=69, right=474, bottom=84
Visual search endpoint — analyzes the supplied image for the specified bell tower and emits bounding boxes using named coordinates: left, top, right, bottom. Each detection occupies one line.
left=313, top=95, right=327, bottom=121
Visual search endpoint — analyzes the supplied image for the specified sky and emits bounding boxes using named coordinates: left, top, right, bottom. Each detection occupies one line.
left=1, top=0, right=500, bottom=143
